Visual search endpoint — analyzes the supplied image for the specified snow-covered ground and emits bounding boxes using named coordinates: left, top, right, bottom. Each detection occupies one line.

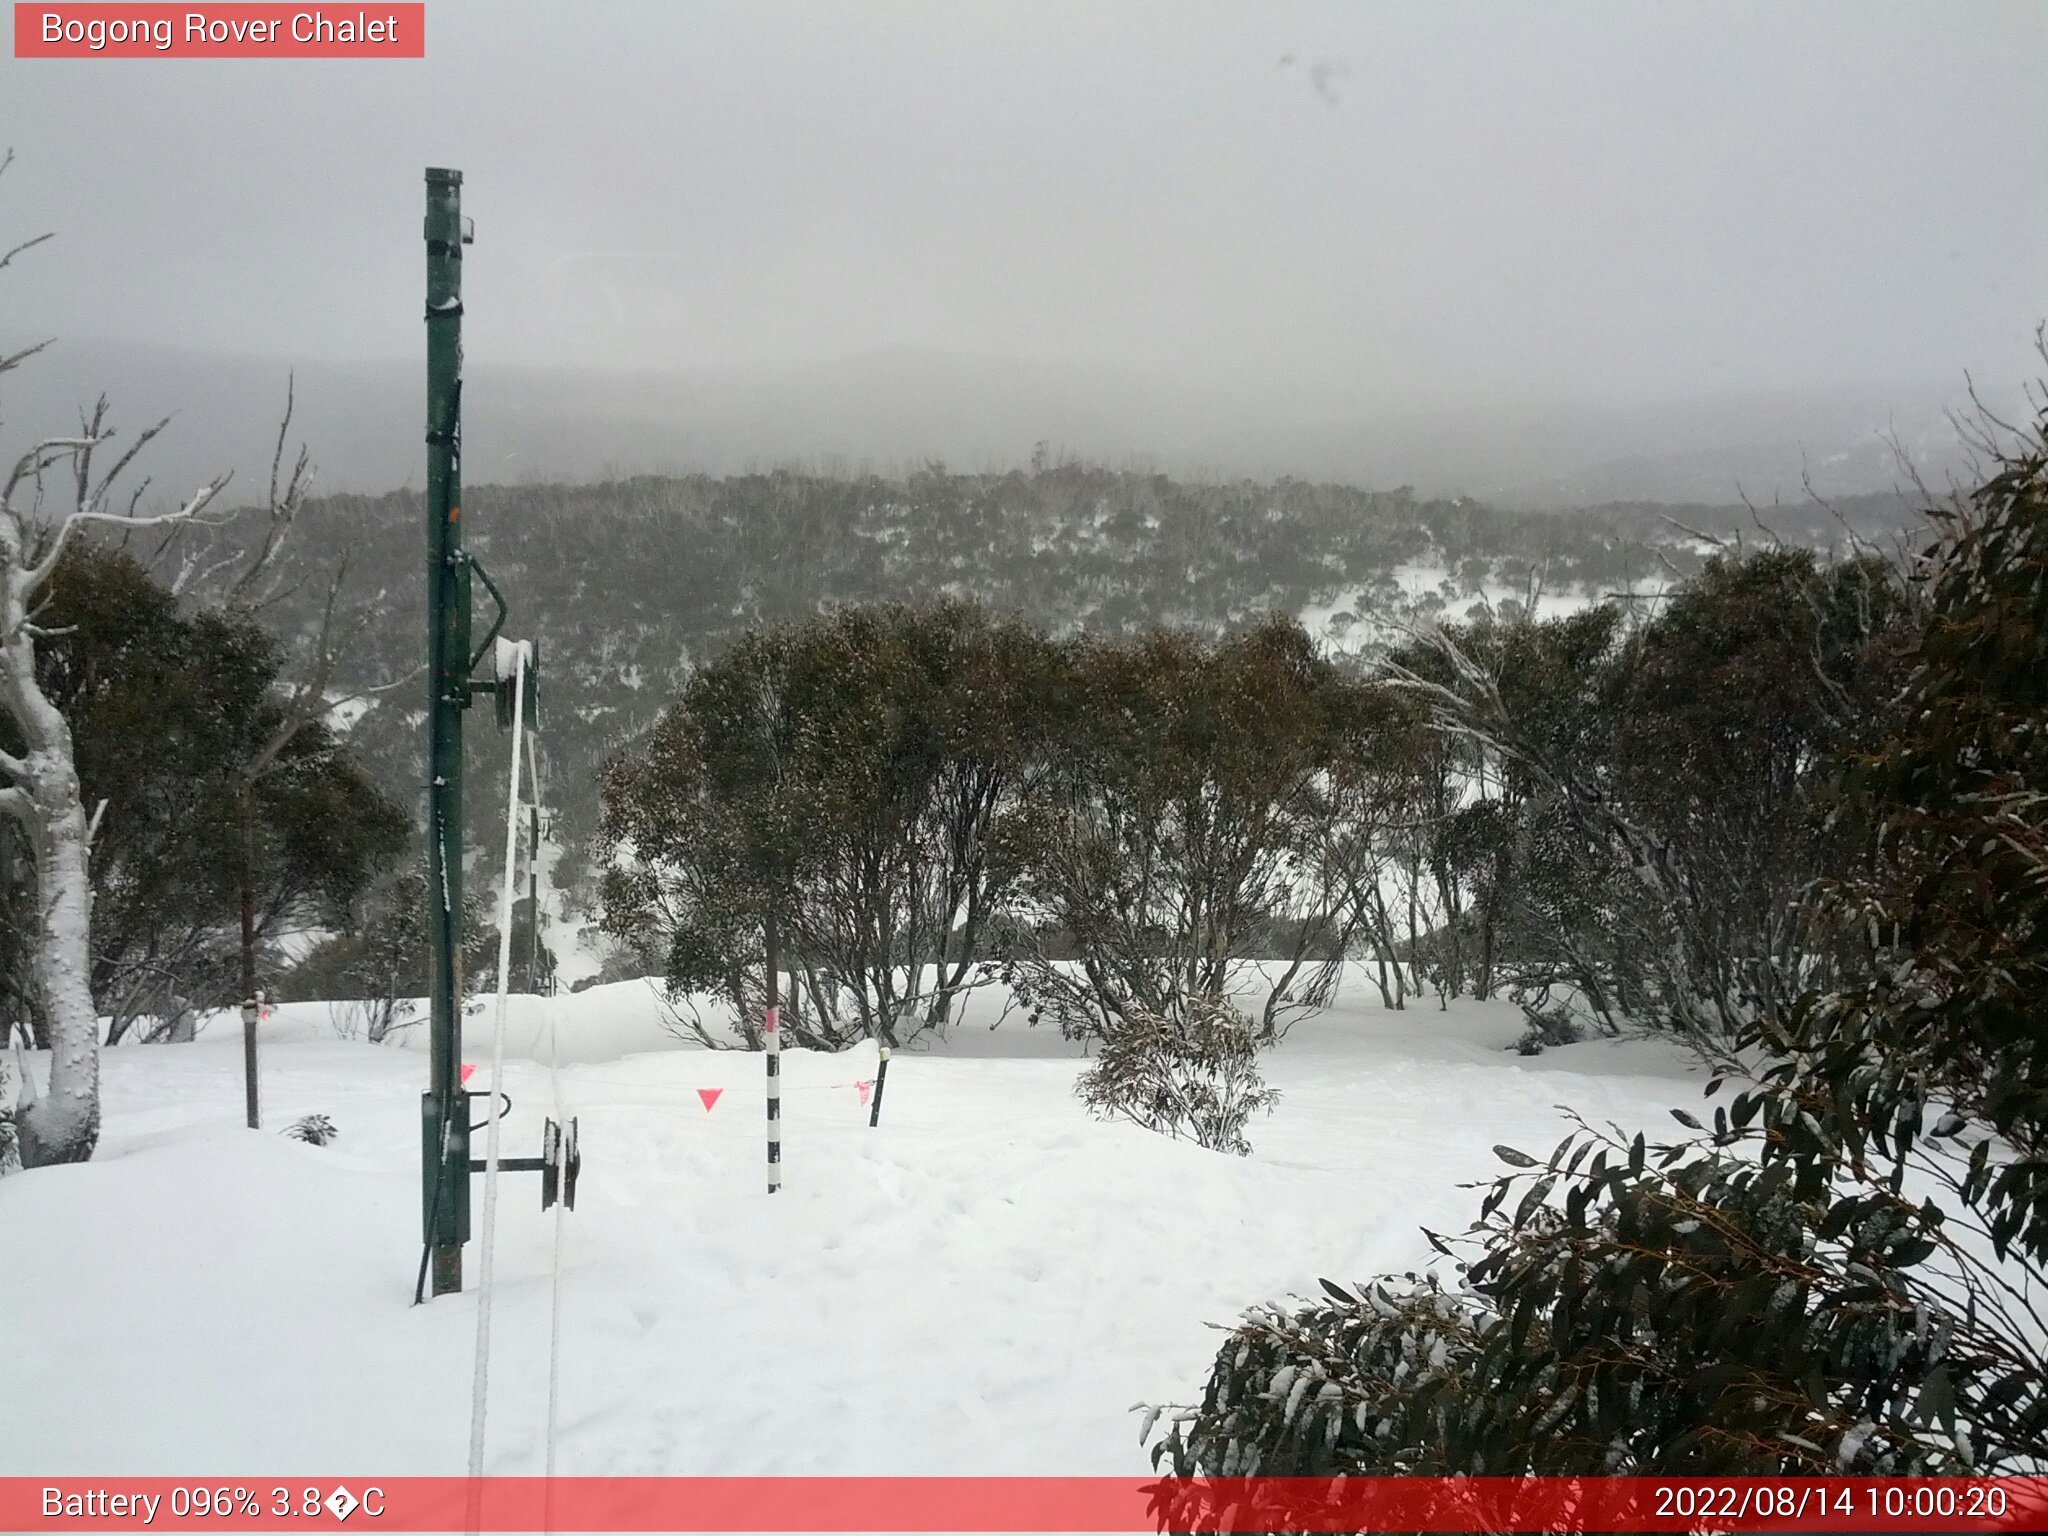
left=0, top=976, right=1708, bottom=1477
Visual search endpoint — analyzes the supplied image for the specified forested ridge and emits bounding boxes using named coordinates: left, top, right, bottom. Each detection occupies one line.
left=203, top=461, right=1918, bottom=915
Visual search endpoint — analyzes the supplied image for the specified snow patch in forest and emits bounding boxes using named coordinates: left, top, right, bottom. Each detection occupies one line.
left=1295, top=563, right=1614, bottom=656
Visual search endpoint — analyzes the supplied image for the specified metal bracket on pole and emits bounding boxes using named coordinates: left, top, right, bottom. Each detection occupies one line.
left=463, top=1097, right=579, bottom=1211
left=464, top=554, right=511, bottom=678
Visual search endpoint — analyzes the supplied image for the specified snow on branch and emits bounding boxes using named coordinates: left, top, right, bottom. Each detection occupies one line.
left=22, top=472, right=232, bottom=595
left=0, top=337, right=54, bottom=379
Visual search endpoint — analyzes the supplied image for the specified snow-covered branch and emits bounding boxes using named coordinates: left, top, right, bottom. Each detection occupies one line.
left=0, top=337, right=53, bottom=378
left=4, top=434, right=110, bottom=510
left=318, top=661, right=426, bottom=720
left=23, top=474, right=232, bottom=595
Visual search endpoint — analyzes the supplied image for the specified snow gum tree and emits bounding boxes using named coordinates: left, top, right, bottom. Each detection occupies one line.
left=0, top=152, right=226, bottom=1165
left=1011, top=615, right=1367, bottom=1043
left=601, top=599, right=1059, bottom=1049
left=0, top=546, right=410, bottom=1047
left=1388, top=547, right=1907, bottom=1046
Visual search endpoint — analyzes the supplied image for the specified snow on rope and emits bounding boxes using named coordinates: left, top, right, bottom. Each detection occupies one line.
left=530, top=723, right=570, bottom=1509
left=467, top=639, right=530, bottom=1485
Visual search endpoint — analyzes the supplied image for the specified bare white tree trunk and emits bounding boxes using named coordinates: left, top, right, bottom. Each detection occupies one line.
left=4, top=729, right=96, bottom=1162
left=1, top=482, right=227, bottom=1166
left=0, top=150, right=231, bottom=1168
left=0, top=489, right=88, bottom=1157
left=0, top=505, right=110, bottom=1161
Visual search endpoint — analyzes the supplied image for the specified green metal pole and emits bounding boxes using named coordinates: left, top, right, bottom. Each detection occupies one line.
left=423, top=166, right=472, bottom=1297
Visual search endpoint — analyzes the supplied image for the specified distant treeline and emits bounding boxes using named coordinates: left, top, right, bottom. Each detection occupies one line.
left=183, top=461, right=1922, bottom=909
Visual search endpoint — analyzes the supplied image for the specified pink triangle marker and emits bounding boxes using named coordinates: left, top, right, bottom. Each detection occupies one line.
left=696, top=1087, right=723, bottom=1112
left=460, top=1063, right=476, bottom=1085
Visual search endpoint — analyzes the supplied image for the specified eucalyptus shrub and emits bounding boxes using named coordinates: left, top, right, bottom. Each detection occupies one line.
left=1154, top=1107, right=2031, bottom=1481
left=1153, top=405, right=2048, bottom=1486
left=1076, top=994, right=1277, bottom=1156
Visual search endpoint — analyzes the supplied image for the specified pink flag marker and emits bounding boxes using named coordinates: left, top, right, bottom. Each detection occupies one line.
left=856, top=1080, right=873, bottom=1108
left=697, top=1087, right=724, bottom=1112
left=460, top=1063, right=476, bottom=1085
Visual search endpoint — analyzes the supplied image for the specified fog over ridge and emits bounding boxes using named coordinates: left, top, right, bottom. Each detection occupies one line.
left=2, top=0, right=2041, bottom=502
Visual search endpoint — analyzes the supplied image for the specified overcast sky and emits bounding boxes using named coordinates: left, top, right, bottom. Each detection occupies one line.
left=3, top=0, right=2044, bottom=415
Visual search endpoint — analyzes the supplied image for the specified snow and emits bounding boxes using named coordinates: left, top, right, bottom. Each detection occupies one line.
left=324, top=695, right=374, bottom=734
left=0, top=975, right=1707, bottom=1477
left=1295, top=564, right=1615, bottom=658
left=531, top=824, right=606, bottom=992
left=492, top=636, right=532, bottom=684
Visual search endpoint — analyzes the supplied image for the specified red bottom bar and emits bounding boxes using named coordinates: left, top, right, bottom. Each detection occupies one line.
left=6, top=1476, right=2048, bottom=1533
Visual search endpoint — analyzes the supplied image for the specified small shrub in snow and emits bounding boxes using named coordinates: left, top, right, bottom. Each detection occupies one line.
left=1511, top=1000, right=1582, bottom=1055
left=1075, top=995, right=1276, bottom=1156
left=0, top=1048, right=13, bottom=1166
left=328, top=997, right=421, bottom=1043
left=284, top=1113, right=338, bottom=1146
left=1148, top=1272, right=1489, bottom=1479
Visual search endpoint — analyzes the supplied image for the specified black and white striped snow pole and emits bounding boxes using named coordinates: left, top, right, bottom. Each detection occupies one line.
left=868, top=1044, right=889, bottom=1128
left=765, top=1005, right=782, bottom=1192
left=765, top=914, right=782, bottom=1194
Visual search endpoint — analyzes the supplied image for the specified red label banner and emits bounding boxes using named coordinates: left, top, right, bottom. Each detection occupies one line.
left=4, top=1476, right=2047, bottom=1532
left=13, top=4, right=425, bottom=57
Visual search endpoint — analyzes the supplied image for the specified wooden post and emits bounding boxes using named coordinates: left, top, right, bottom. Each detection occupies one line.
left=239, top=992, right=260, bottom=1129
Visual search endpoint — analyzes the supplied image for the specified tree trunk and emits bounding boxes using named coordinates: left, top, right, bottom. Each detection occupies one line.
left=15, top=743, right=101, bottom=1166
left=0, top=518, right=102, bottom=1166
